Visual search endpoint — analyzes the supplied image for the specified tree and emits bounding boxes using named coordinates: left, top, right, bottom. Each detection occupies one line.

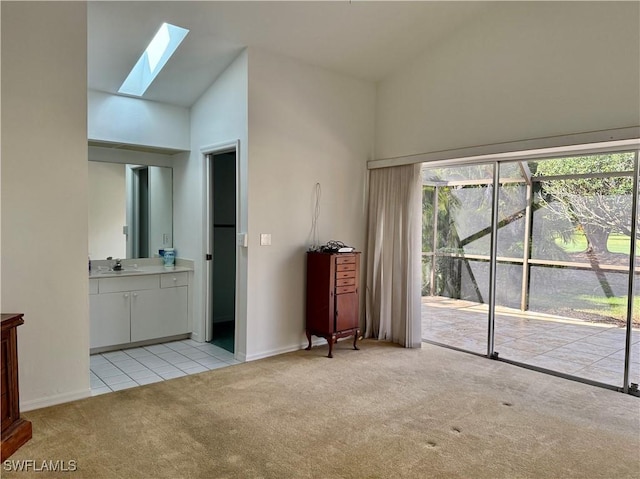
left=533, top=153, right=636, bottom=255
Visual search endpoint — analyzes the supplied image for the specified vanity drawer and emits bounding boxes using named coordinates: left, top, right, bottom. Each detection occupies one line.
left=99, top=275, right=160, bottom=293
left=89, top=279, right=99, bottom=295
left=161, top=272, right=189, bottom=288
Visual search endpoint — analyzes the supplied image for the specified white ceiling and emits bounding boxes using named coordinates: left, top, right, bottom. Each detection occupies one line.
left=88, top=1, right=493, bottom=107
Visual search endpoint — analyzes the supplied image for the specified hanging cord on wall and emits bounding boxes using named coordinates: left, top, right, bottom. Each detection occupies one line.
left=308, top=182, right=322, bottom=251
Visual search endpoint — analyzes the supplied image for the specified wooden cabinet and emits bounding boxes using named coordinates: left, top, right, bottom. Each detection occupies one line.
left=305, top=252, right=360, bottom=358
left=1, top=313, right=32, bottom=461
left=89, top=272, right=189, bottom=351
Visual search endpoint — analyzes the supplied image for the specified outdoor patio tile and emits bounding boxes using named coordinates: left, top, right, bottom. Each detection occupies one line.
left=543, top=347, right=603, bottom=367
left=581, top=334, right=628, bottom=348
left=422, top=298, right=640, bottom=385
left=502, top=339, right=556, bottom=355
left=605, top=349, right=640, bottom=362
left=499, top=329, right=539, bottom=339
left=526, top=355, right=586, bottom=375
left=517, top=334, right=575, bottom=349
left=559, top=340, right=622, bottom=357
left=494, top=335, right=518, bottom=346
left=589, top=357, right=625, bottom=374
left=573, top=366, right=624, bottom=386
left=544, top=328, right=596, bottom=341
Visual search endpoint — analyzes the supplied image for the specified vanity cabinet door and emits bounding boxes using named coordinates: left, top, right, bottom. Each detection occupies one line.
left=130, top=286, right=188, bottom=342
left=89, top=292, right=131, bottom=348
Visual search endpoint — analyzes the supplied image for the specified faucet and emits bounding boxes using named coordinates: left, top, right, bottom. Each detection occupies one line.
left=106, top=257, right=123, bottom=271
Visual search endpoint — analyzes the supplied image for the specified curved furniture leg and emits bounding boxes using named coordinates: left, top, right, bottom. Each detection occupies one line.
left=353, top=329, right=360, bottom=350
left=327, top=335, right=336, bottom=358
left=304, top=330, right=312, bottom=351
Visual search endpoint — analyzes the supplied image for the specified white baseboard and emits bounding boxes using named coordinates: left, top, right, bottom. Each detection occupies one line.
left=244, top=337, right=327, bottom=362
left=21, top=388, right=91, bottom=412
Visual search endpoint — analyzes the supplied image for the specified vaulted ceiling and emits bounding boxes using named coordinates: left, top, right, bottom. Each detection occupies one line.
left=88, top=1, right=493, bottom=107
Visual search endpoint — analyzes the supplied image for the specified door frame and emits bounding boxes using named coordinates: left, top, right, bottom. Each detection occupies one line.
left=201, top=141, right=242, bottom=349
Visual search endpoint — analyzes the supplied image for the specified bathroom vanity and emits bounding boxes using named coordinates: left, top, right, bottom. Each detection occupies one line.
left=89, top=265, right=192, bottom=352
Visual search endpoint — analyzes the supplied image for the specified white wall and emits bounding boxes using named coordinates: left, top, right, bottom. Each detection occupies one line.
left=1, top=2, right=90, bottom=409
left=376, top=2, right=640, bottom=160
left=246, top=48, right=375, bottom=360
left=88, top=162, right=126, bottom=260
left=173, top=50, right=249, bottom=355
left=88, top=90, right=190, bottom=151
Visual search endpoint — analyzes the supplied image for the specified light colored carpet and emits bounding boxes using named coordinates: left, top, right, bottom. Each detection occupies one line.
left=5, top=340, right=639, bottom=478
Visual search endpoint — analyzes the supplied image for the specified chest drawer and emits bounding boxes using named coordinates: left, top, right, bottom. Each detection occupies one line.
left=336, top=285, right=356, bottom=294
left=335, top=255, right=356, bottom=265
left=336, top=263, right=356, bottom=272
left=336, top=270, right=356, bottom=280
left=336, top=277, right=355, bottom=287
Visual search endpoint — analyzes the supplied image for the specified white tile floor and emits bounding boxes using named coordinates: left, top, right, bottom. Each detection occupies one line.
left=90, top=339, right=239, bottom=396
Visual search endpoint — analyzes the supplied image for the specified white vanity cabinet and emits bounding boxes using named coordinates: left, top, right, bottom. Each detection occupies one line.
left=131, top=277, right=188, bottom=342
left=89, top=271, right=189, bottom=350
left=89, top=291, right=131, bottom=349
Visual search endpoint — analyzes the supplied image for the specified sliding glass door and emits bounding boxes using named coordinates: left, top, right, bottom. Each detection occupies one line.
left=421, top=164, right=494, bottom=355
left=421, top=149, right=640, bottom=393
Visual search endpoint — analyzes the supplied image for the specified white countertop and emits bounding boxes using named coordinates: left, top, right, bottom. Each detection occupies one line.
left=89, top=265, right=192, bottom=279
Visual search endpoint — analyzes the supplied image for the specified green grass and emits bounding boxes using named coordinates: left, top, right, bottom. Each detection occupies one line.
left=607, top=234, right=639, bottom=254
left=576, top=294, right=640, bottom=324
left=555, top=232, right=640, bottom=255
left=555, top=233, right=587, bottom=253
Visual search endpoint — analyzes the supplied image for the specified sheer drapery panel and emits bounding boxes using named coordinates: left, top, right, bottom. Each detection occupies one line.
left=365, top=163, right=422, bottom=347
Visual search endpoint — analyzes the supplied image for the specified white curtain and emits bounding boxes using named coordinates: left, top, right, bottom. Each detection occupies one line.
left=365, top=163, right=422, bottom=348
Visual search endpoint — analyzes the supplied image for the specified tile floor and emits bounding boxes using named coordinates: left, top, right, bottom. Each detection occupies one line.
left=90, top=339, right=239, bottom=396
left=422, top=296, right=640, bottom=387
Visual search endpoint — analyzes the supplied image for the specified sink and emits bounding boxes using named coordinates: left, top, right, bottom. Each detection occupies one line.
left=98, top=269, right=140, bottom=275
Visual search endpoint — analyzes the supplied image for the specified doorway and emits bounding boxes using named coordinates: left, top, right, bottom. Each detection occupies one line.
left=207, top=151, right=237, bottom=353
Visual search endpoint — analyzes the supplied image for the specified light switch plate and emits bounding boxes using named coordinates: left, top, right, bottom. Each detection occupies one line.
left=260, top=233, right=272, bottom=246
left=237, top=233, right=248, bottom=247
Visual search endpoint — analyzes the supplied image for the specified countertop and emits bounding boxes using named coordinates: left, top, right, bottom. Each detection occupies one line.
left=89, top=265, right=192, bottom=279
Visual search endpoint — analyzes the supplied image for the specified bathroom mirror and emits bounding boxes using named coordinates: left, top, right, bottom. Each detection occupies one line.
left=88, top=161, right=173, bottom=260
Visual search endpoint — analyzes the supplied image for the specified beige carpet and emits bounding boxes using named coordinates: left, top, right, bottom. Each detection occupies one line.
left=5, top=341, right=639, bottom=478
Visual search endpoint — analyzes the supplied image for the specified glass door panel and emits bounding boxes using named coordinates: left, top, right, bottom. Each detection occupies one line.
left=421, top=164, right=493, bottom=354
left=494, top=154, right=635, bottom=386
left=629, top=156, right=640, bottom=393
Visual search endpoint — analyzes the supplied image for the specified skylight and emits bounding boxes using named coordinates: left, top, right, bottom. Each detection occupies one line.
left=118, top=23, right=189, bottom=97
